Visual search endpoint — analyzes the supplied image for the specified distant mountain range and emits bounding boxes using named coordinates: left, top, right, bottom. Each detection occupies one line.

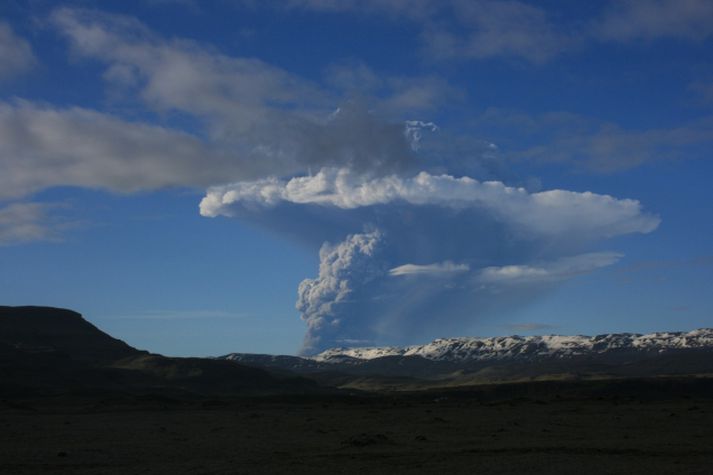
left=310, top=329, right=713, bottom=362
left=222, top=329, right=713, bottom=389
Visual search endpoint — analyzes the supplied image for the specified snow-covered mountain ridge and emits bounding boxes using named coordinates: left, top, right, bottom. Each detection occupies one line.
left=311, top=328, right=713, bottom=363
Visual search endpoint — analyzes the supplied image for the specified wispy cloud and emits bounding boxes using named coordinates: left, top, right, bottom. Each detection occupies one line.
left=617, top=255, right=713, bottom=274
left=272, top=0, right=572, bottom=64
left=594, top=0, right=713, bottom=42
left=478, top=252, right=623, bottom=285
left=260, top=1, right=713, bottom=64
left=106, top=309, right=248, bottom=320
left=0, top=22, right=36, bottom=81
left=0, top=202, right=68, bottom=246
left=474, top=108, right=713, bottom=173
left=690, top=80, right=713, bottom=104
left=422, top=0, right=571, bottom=64
left=390, top=261, right=469, bottom=277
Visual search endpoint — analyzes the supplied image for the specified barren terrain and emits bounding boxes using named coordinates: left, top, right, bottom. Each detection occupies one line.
left=2, top=380, right=713, bottom=474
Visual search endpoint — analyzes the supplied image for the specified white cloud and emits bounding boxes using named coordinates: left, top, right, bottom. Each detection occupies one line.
left=478, top=252, right=623, bottom=285
left=0, top=22, right=36, bottom=80
left=0, top=202, right=59, bottom=245
left=200, top=167, right=660, bottom=239
left=390, top=261, right=469, bottom=276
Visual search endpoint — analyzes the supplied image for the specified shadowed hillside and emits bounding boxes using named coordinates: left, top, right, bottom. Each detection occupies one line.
left=0, top=306, right=139, bottom=363
left=0, top=306, right=317, bottom=397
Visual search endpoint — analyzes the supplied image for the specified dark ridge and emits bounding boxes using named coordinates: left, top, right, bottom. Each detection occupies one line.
left=0, top=306, right=320, bottom=397
left=0, top=306, right=140, bottom=364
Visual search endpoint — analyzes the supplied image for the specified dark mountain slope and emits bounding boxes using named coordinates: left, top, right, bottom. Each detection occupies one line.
left=0, top=306, right=317, bottom=397
left=0, top=306, right=139, bottom=363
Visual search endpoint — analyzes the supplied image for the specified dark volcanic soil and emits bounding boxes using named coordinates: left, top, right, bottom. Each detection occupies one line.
left=1, top=381, right=712, bottom=474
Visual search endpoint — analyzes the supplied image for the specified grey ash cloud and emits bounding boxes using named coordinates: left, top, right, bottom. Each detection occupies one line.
left=203, top=168, right=659, bottom=353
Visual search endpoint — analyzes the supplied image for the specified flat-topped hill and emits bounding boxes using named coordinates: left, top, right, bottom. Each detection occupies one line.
left=0, top=306, right=140, bottom=364
left=0, top=306, right=316, bottom=397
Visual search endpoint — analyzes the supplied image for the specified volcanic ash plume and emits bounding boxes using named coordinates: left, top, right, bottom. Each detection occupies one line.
left=0, top=8, right=663, bottom=356
left=199, top=117, right=660, bottom=355
left=296, top=230, right=385, bottom=355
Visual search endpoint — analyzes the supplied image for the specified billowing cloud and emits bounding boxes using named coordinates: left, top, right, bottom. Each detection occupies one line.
left=201, top=168, right=658, bottom=353
left=0, top=22, right=36, bottom=81
left=296, top=230, right=385, bottom=354
left=200, top=168, right=660, bottom=240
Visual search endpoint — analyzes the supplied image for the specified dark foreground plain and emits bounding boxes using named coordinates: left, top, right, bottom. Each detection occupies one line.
left=2, top=379, right=713, bottom=475
left=2, top=307, right=713, bottom=474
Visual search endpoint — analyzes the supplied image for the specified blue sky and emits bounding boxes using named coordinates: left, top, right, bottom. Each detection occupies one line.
left=0, top=0, right=712, bottom=356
